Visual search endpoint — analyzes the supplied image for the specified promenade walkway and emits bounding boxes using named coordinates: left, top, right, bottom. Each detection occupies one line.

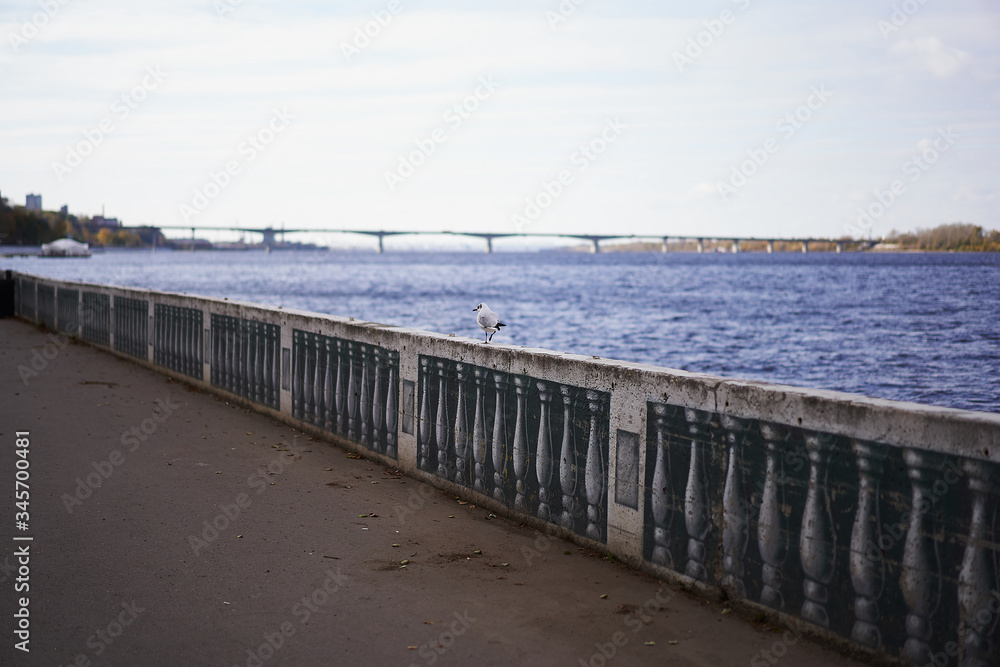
left=0, top=317, right=869, bottom=666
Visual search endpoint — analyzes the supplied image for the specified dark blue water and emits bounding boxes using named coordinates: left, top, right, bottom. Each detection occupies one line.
left=4, top=249, right=998, bottom=413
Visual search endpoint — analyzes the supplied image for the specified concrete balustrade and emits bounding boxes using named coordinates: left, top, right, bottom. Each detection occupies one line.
left=10, top=270, right=1000, bottom=666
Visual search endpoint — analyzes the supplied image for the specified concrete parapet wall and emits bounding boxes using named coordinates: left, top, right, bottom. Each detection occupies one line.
left=11, top=271, right=1000, bottom=666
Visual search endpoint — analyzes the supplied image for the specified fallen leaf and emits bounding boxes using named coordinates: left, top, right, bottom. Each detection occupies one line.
left=644, top=641, right=655, bottom=646
left=668, top=640, right=679, bottom=645
left=600, top=594, right=608, bottom=599
left=407, top=646, right=418, bottom=650
left=721, top=608, right=732, bottom=615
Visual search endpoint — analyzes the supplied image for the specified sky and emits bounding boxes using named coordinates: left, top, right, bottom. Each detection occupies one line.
left=1, top=0, right=998, bottom=247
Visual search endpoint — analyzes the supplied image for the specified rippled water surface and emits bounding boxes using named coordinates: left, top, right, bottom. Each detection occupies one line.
left=5, top=249, right=998, bottom=413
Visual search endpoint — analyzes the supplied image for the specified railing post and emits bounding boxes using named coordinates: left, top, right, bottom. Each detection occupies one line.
left=850, top=440, right=888, bottom=649
left=800, top=433, right=836, bottom=628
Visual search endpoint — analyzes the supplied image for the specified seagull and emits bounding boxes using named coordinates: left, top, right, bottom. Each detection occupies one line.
left=473, top=303, right=506, bottom=343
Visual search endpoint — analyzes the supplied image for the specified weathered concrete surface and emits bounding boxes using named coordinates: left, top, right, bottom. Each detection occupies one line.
left=0, top=317, right=867, bottom=666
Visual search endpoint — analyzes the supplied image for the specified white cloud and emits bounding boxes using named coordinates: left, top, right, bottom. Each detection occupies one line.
left=890, top=36, right=972, bottom=79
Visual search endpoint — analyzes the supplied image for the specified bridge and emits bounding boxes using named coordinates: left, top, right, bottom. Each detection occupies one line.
left=156, top=226, right=873, bottom=254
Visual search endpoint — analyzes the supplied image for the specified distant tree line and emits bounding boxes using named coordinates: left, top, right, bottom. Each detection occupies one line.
left=0, top=197, right=142, bottom=247
left=0, top=198, right=65, bottom=245
left=885, top=223, right=1000, bottom=251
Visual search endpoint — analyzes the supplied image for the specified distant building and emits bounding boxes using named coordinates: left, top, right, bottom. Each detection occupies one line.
left=91, top=215, right=121, bottom=228
left=26, top=194, right=41, bottom=211
left=59, top=205, right=68, bottom=217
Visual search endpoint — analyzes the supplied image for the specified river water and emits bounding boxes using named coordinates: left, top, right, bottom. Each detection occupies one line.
left=4, top=249, right=998, bottom=413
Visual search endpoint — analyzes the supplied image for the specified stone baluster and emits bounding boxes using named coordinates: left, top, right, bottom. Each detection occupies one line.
left=850, top=440, right=887, bottom=649
left=261, top=330, right=271, bottom=404
left=323, top=338, right=334, bottom=430
left=292, top=335, right=303, bottom=418
left=684, top=408, right=712, bottom=581
left=346, top=341, right=357, bottom=440
left=384, top=363, right=398, bottom=459
left=535, top=381, right=554, bottom=522
left=372, top=349, right=385, bottom=453
left=721, top=414, right=750, bottom=599
left=585, top=389, right=606, bottom=542
left=227, top=322, right=236, bottom=394
left=312, top=336, right=324, bottom=425
left=303, top=335, right=315, bottom=420
left=758, top=423, right=790, bottom=609
left=253, top=324, right=268, bottom=403
left=219, top=321, right=228, bottom=389
left=492, top=372, right=509, bottom=503
left=360, top=345, right=371, bottom=445
left=800, top=433, right=836, bottom=628
left=959, top=459, right=999, bottom=666
left=559, top=385, right=578, bottom=531
left=244, top=325, right=254, bottom=399
left=650, top=404, right=674, bottom=568
left=472, top=368, right=489, bottom=494
left=418, top=358, right=432, bottom=471
left=513, top=376, right=530, bottom=512
left=453, top=364, right=469, bottom=485
left=168, top=312, right=175, bottom=369
left=334, top=339, right=346, bottom=435
left=435, top=360, right=451, bottom=479
left=901, top=449, right=942, bottom=664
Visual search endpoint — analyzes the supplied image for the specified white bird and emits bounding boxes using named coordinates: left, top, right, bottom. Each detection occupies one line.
left=473, top=302, right=506, bottom=343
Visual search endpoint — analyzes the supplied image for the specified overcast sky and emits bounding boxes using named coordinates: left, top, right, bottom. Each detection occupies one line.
left=1, top=0, right=997, bottom=246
